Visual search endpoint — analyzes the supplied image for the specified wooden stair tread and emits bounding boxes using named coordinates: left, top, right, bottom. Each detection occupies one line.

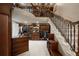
left=48, top=48, right=62, bottom=56
left=51, top=50, right=62, bottom=56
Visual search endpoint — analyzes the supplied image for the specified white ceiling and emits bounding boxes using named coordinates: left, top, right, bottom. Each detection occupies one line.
left=55, top=3, right=79, bottom=22
left=13, top=3, right=79, bottom=23
left=12, top=7, right=49, bottom=24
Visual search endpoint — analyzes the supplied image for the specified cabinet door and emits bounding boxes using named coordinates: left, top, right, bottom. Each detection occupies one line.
left=0, top=14, right=9, bottom=56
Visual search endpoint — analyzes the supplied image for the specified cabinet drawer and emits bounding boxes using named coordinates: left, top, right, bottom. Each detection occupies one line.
left=12, top=37, right=29, bottom=55
left=13, top=42, right=28, bottom=49
left=13, top=45, right=28, bottom=52
left=13, top=39, right=28, bottom=43
left=12, top=46, right=28, bottom=55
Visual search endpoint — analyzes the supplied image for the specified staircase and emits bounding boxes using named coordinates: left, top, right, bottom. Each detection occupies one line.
left=48, top=18, right=76, bottom=56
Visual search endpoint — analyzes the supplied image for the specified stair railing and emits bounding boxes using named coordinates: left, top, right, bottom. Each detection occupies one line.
left=47, top=9, right=79, bottom=55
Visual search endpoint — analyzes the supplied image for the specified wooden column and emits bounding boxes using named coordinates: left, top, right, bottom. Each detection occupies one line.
left=0, top=3, right=13, bottom=56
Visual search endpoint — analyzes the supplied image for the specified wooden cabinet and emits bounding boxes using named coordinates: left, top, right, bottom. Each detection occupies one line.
left=47, top=33, right=62, bottom=56
left=40, top=23, right=50, bottom=33
left=0, top=4, right=12, bottom=56
left=31, top=32, right=40, bottom=40
left=47, top=40, right=62, bottom=56
left=0, top=14, right=9, bottom=55
left=12, top=37, right=29, bottom=56
left=28, top=23, right=50, bottom=40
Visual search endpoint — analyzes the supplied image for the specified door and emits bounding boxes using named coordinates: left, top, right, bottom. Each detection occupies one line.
left=0, top=14, right=9, bottom=56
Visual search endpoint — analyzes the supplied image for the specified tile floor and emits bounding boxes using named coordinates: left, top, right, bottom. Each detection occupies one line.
left=18, top=40, right=50, bottom=56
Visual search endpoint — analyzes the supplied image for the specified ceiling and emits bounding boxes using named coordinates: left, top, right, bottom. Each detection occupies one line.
left=12, top=7, right=49, bottom=24
left=13, top=3, right=79, bottom=22
left=15, top=3, right=55, bottom=9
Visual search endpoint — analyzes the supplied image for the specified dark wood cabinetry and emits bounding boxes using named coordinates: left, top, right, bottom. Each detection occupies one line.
left=0, top=4, right=13, bottom=56
left=39, top=23, right=50, bottom=33
left=47, top=34, right=62, bottom=56
left=0, top=14, right=9, bottom=55
left=31, top=32, right=40, bottom=40
left=30, top=23, right=50, bottom=40
left=12, top=37, right=29, bottom=56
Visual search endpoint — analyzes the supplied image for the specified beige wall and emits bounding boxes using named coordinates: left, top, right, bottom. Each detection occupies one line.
left=54, top=3, right=79, bottom=22
left=12, top=21, right=19, bottom=37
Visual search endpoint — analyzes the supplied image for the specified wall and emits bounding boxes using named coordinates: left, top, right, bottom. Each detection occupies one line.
left=54, top=3, right=79, bottom=22
left=12, top=21, right=19, bottom=38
